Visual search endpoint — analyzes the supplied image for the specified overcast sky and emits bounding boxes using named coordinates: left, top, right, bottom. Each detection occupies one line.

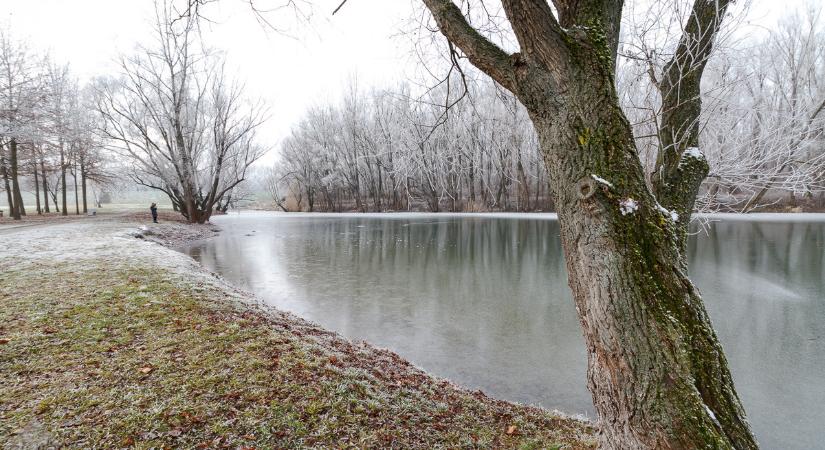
left=2, top=0, right=814, bottom=164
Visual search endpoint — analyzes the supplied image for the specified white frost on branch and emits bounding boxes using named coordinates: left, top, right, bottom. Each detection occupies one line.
left=656, top=203, right=680, bottom=222
left=591, top=174, right=614, bottom=188
left=620, top=198, right=639, bottom=216
left=681, top=147, right=705, bottom=163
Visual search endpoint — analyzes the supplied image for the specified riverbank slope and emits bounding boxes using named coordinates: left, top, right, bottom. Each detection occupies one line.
left=0, top=218, right=595, bottom=448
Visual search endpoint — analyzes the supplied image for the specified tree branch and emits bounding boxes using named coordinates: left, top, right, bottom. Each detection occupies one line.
left=421, top=0, right=517, bottom=92
left=552, top=0, right=624, bottom=67
left=653, top=0, right=734, bottom=220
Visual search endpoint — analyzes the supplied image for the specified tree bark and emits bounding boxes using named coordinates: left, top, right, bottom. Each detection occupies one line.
left=421, top=0, right=758, bottom=448
left=41, top=159, right=50, bottom=213
left=653, top=0, right=733, bottom=257
left=80, top=156, right=88, bottom=214
left=10, top=138, right=23, bottom=219
left=33, top=159, right=41, bottom=214
left=73, top=158, right=80, bottom=215
left=1, top=149, right=13, bottom=214
left=60, top=142, right=67, bottom=216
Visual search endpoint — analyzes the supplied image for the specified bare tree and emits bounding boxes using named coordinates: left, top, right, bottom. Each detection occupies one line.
left=712, top=5, right=825, bottom=211
left=96, top=1, right=267, bottom=223
left=271, top=78, right=546, bottom=212
left=0, top=29, right=46, bottom=220
left=43, top=62, right=76, bottom=216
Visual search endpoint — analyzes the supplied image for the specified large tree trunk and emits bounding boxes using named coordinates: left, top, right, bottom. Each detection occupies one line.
left=533, top=104, right=754, bottom=449
left=422, top=0, right=757, bottom=448
left=528, top=39, right=755, bottom=450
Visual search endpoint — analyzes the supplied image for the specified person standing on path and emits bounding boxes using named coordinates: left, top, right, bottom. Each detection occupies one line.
left=150, top=203, right=158, bottom=223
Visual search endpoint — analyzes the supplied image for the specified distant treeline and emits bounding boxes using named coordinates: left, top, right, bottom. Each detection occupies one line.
left=264, top=80, right=552, bottom=213
left=265, top=6, right=825, bottom=214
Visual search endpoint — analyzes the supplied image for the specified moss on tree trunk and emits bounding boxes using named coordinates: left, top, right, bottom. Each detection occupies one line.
left=422, top=0, right=758, bottom=447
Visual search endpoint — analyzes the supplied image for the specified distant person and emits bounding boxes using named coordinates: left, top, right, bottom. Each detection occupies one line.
left=150, top=203, right=158, bottom=223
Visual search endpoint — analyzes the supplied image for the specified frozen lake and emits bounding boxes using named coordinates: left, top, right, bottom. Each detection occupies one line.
left=180, top=212, right=825, bottom=450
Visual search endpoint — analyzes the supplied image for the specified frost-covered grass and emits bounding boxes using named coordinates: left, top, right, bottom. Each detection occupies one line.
left=0, top=221, right=595, bottom=449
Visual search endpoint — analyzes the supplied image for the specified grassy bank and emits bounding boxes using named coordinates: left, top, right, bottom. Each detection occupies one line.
left=0, top=221, right=595, bottom=449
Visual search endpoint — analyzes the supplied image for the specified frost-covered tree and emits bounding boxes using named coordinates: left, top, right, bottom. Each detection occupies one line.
left=0, top=29, right=46, bottom=220
left=271, top=79, right=545, bottom=212
left=620, top=1, right=825, bottom=213
left=97, top=1, right=267, bottom=223
left=703, top=5, right=825, bottom=211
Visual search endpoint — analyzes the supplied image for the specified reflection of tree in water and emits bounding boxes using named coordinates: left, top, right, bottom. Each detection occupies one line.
left=187, top=215, right=825, bottom=449
left=688, top=220, right=825, bottom=450
left=268, top=216, right=589, bottom=414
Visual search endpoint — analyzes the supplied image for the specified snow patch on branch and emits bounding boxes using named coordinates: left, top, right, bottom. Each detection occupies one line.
left=656, top=203, right=680, bottom=222
left=591, top=174, right=614, bottom=188
left=682, top=146, right=704, bottom=161
left=619, top=198, right=639, bottom=216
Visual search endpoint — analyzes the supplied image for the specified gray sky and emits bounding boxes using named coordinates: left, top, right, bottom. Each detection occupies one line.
left=3, top=0, right=416, bottom=163
left=2, top=0, right=812, bottom=164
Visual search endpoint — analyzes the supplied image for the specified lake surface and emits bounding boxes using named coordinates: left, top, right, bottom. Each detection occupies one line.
left=180, top=212, right=825, bottom=450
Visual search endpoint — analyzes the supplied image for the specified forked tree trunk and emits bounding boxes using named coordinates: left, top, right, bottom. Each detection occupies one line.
left=532, top=99, right=755, bottom=449
left=422, top=0, right=758, bottom=448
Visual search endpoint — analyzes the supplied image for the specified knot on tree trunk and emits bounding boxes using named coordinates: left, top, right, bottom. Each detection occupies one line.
left=577, top=177, right=598, bottom=201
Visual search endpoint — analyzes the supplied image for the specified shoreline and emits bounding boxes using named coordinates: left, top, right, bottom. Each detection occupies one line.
left=195, top=209, right=825, bottom=224
left=0, top=217, right=596, bottom=448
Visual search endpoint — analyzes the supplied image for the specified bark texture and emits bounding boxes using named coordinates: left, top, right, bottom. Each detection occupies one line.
left=10, top=138, right=23, bottom=219
left=1, top=148, right=13, bottom=213
left=33, top=159, right=41, bottom=214
left=653, top=0, right=733, bottom=256
left=422, top=0, right=758, bottom=448
left=60, top=142, right=67, bottom=216
left=41, top=159, right=50, bottom=213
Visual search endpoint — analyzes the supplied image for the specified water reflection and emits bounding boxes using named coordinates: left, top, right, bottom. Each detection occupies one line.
left=183, top=213, right=825, bottom=450
left=687, top=220, right=825, bottom=450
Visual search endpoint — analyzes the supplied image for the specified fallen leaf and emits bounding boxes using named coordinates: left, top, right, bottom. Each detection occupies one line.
left=43, top=327, right=57, bottom=334
left=168, top=428, right=182, bottom=437
left=506, top=425, right=517, bottom=435
left=139, top=366, right=153, bottom=374
left=0, top=338, right=9, bottom=345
